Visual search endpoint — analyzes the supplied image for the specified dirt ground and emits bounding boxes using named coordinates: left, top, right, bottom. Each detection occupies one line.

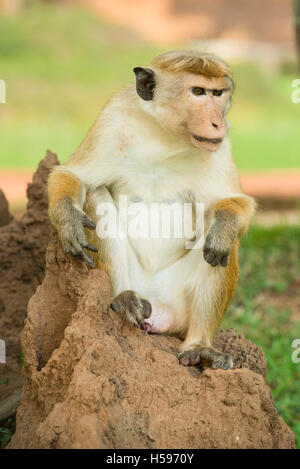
left=0, top=153, right=58, bottom=419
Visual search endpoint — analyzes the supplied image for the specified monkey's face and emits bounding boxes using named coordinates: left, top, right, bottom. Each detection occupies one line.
left=178, top=74, right=233, bottom=152
left=134, top=67, right=233, bottom=153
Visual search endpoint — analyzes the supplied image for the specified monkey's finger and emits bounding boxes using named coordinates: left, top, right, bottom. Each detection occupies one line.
left=140, top=299, right=152, bottom=319
left=203, top=248, right=215, bottom=264
left=131, top=310, right=144, bottom=326
left=220, top=254, right=229, bottom=267
left=78, top=246, right=95, bottom=268
left=70, top=247, right=95, bottom=268
left=130, top=303, right=145, bottom=326
left=83, top=242, right=98, bottom=253
left=121, top=308, right=141, bottom=328
left=210, top=256, right=219, bottom=267
left=76, top=232, right=98, bottom=253
left=81, top=214, right=96, bottom=230
left=203, top=247, right=210, bottom=257
left=64, top=240, right=82, bottom=257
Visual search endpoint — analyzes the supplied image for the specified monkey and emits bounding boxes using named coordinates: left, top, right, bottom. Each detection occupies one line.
left=48, top=50, right=256, bottom=370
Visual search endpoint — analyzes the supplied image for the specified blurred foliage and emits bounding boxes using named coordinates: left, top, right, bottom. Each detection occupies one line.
left=0, top=1, right=299, bottom=170
left=0, top=426, right=12, bottom=448
left=0, top=413, right=15, bottom=449
left=222, top=225, right=300, bottom=448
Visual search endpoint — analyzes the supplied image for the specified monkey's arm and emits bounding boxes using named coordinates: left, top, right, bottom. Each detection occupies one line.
left=48, top=167, right=102, bottom=267
left=47, top=104, right=123, bottom=266
left=203, top=195, right=256, bottom=267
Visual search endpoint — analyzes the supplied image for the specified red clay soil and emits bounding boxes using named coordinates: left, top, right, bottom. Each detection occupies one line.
left=8, top=235, right=295, bottom=449
left=0, top=151, right=58, bottom=409
left=0, top=189, right=13, bottom=227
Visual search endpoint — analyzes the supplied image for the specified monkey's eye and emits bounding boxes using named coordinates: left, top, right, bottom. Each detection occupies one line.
left=213, top=89, right=223, bottom=96
left=191, top=87, right=205, bottom=96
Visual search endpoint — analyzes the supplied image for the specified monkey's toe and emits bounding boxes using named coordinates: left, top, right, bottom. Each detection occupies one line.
left=178, top=349, right=203, bottom=366
left=212, top=352, right=233, bottom=370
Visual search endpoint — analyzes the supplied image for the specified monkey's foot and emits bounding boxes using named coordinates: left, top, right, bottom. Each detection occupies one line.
left=111, top=290, right=151, bottom=329
left=178, top=346, right=233, bottom=370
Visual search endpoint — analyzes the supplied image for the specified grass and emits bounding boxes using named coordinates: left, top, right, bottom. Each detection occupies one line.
left=0, top=425, right=13, bottom=449
left=222, top=225, right=300, bottom=448
left=0, top=1, right=300, bottom=170
left=0, top=377, right=14, bottom=448
left=0, top=2, right=162, bottom=169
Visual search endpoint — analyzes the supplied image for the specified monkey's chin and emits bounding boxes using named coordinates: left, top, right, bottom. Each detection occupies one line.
left=190, top=134, right=223, bottom=152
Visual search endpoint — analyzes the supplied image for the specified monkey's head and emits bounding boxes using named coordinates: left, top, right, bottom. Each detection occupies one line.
left=133, top=50, right=234, bottom=152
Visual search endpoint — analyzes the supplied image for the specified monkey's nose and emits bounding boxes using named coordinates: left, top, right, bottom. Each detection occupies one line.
left=212, top=122, right=218, bottom=129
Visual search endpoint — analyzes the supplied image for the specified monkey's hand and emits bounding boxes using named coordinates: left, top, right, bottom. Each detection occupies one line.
left=203, top=210, right=238, bottom=267
left=49, top=198, right=98, bottom=268
left=111, top=290, right=152, bottom=328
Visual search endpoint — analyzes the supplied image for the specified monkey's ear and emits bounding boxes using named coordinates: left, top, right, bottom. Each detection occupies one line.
left=133, top=67, right=156, bottom=101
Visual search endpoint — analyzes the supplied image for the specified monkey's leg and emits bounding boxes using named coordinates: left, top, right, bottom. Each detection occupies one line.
left=178, top=240, right=239, bottom=370
left=84, top=187, right=152, bottom=328
left=178, top=195, right=255, bottom=368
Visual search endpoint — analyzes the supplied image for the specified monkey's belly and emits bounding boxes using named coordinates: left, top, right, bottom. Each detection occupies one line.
left=141, top=298, right=174, bottom=334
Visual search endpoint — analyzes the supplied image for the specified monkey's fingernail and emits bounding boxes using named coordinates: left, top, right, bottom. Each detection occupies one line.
left=220, top=255, right=228, bottom=266
left=82, top=216, right=96, bottom=230
left=85, top=243, right=98, bottom=253
left=79, top=248, right=95, bottom=267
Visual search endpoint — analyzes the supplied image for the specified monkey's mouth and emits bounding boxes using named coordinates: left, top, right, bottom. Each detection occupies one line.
left=192, top=134, right=223, bottom=144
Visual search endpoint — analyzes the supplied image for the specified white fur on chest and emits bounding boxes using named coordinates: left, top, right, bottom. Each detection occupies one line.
left=108, top=137, right=236, bottom=273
